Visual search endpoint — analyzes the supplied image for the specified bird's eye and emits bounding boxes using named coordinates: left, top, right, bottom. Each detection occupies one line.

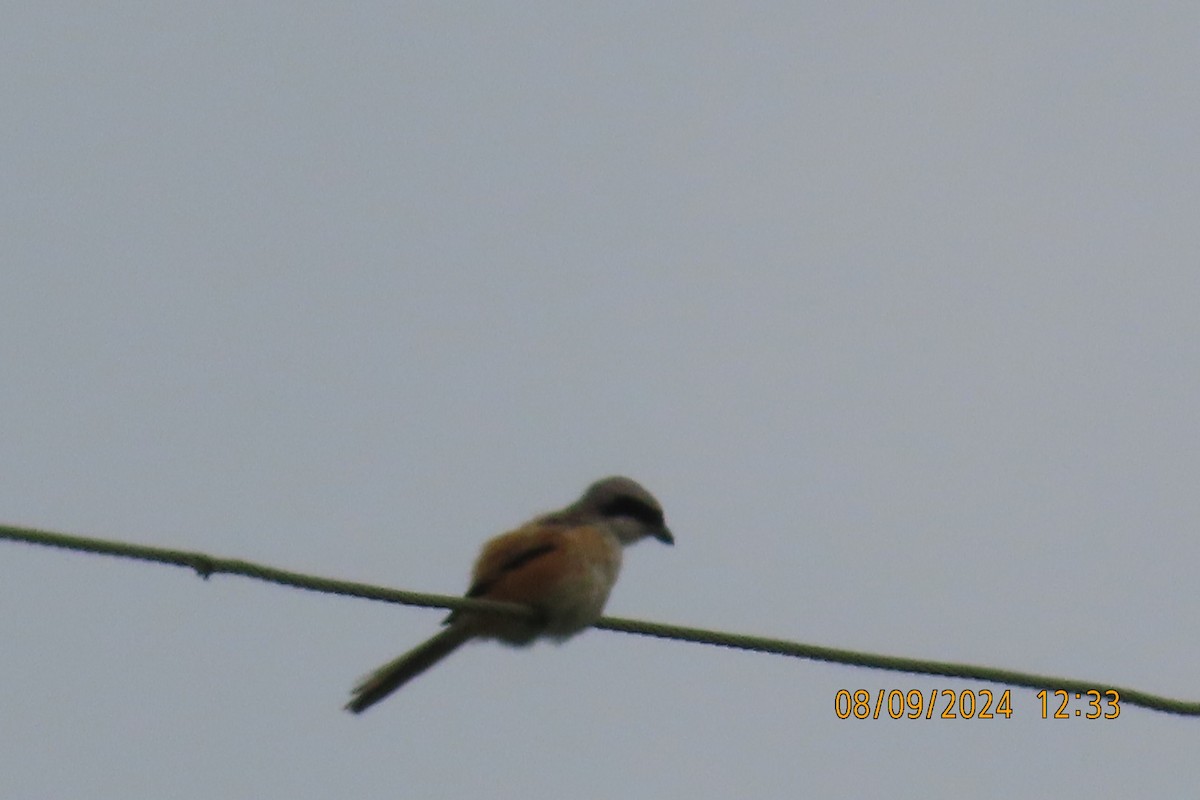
left=599, top=495, right=664, bottom=528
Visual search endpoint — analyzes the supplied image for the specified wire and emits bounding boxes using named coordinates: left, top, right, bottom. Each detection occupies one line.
left=2, top=521, right=1196, bottom=717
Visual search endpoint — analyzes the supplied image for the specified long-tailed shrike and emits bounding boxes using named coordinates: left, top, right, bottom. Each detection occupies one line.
left=345, top=476, right=673, bottom=713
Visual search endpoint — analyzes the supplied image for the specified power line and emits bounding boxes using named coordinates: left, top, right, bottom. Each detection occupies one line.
left=2, top=521, right=1196, bottom=717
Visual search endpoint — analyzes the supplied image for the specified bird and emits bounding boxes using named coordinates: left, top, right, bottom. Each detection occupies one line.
left=345, top=476, right=674, bottom=713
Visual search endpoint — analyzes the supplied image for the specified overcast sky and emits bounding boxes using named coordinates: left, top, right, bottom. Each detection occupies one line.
left=3, top=4, right=1198, bottom=798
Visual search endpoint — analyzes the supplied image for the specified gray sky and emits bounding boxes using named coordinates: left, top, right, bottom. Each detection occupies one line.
left=3, top=4, right=1198, bottom=797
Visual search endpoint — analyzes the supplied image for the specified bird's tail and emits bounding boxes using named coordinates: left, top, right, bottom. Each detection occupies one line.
left=345, top=624, right=475, bottom=713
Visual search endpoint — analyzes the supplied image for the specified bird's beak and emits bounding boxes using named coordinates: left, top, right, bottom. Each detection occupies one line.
left=653, top=526, right=674, bottom=545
